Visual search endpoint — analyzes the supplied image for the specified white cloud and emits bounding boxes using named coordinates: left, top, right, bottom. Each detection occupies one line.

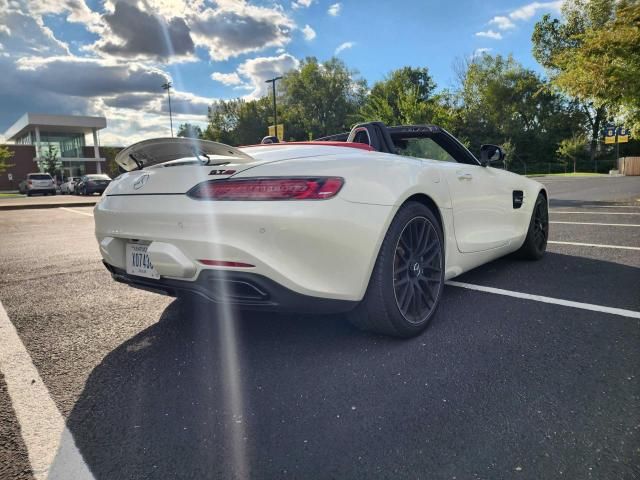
left=483, top=1, right=563, bottom=37
left=237, top=53, right=300, bottom=98
left=328, top=3, right=341, bottom=16
left=302, top=24, right=316, bottom=41
left=211, top=72, right=244, bottom=85
left=509, top=1, right=563, bottom=21
left=471, top=47, right=492, bottom=59
left=489, top=15, right=516, bottom=30
left=334, top=41, right=354, bottom=55
left=292, top=0, right=313, bottom=9
left=475, top=30, right=503, bottom=40
left=188, top=2, right=295, bottom=61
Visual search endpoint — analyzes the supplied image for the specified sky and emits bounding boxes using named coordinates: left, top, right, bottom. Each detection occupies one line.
left=0, top=0, right=564, bottom=145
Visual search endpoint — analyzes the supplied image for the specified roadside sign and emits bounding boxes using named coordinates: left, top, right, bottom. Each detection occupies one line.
left=268, top=124, right=284, bottom=141
left=7, top=173, right=12, bottom=181
left=617, top=127, right=630, bottom=143
left=604, top=126, right=616, bottom=144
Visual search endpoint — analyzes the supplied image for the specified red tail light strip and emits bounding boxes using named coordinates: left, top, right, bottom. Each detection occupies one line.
left=187, top=177, right=344, bottom=201
left=198, top=260, right=255, bottom=268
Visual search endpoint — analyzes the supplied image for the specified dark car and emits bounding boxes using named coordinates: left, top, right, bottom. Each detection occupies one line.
left=76, top=174, right=112, bottom=195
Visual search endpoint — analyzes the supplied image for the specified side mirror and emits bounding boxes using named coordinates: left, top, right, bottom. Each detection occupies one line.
left=479, top=144, right=505, bottom=167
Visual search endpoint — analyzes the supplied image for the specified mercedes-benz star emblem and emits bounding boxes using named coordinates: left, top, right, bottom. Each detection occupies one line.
left=133, top=174, right=149, bottom=190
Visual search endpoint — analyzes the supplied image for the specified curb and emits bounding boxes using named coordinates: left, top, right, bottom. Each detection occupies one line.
left=0, top=202, right=97, bottom=211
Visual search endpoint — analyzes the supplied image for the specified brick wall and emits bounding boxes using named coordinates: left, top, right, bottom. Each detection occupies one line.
left=0, top=144, right=122, bottom=190
left=0, top=145, right=36, bottom=191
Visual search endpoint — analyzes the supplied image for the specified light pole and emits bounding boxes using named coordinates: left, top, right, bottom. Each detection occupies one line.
left=265, top=76, right=283, bottom=139
left=161, top=81, right=174, bottom=137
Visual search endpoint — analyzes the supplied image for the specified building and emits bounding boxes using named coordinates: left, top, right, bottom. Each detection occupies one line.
left=1, top=113, right=110, bottom=190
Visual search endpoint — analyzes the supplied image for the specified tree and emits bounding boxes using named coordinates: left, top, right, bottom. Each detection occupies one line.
left=532, top=0, right=615, bottom=159
left=359, top=67, right=437, bottom=124
left=280, top=57, right=367, bottom=138
left=0, top=145, right=15, bottom=174
left=551, top=1, right=640, bottom=134
left=451, top=54, right=585, bottom=168
left=203, top=97, right=271, bottom=145
left=177, top=123, right=203, bottom=139
left=37, top=144, right=62, bottom=177
left=557, top=133, right=589, bottom=173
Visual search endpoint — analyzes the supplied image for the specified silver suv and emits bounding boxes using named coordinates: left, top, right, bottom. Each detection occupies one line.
left=19, top=173, right=56, bottom=196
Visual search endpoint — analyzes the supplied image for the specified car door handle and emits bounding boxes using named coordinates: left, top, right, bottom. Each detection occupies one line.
left=456, top=172, right=473, bottom=180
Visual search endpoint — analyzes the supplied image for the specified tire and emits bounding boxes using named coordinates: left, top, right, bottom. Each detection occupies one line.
left=516, top=192, right=548, bottom=260
left=26, top=191, right=31, bottom=197
left=348, top=202, right=445, bottom=337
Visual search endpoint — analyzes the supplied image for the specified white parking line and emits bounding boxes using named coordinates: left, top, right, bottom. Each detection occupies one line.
left=60, top=207, right=93, bottom=217
left=550, top=221, right=640, bottom=227
left=550, top=211, right=640, bottom=215
left=0, top=301, right=95, bottom=480
left=583, top=205, right=640, bottom=209
left=446, top=281, right=640, bottom=319
left=547, top=240, right=640, bottom=251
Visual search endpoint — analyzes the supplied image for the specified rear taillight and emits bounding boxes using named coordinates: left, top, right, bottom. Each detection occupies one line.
left=187, top=177, right=344, bottom=201
left=27, top=180, right=32, bottom=185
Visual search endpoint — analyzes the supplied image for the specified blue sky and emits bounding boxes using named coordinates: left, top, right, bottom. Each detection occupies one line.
left=0, top=0, right=563, bottom=145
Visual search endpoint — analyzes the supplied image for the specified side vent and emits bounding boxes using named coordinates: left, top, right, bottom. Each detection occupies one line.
left=513, top=190, right=524, bottom=209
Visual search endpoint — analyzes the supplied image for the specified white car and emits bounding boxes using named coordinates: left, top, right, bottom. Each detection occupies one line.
left=60, top=177, right=81, bottom=194
left=94, top=122, right=548, bottom=337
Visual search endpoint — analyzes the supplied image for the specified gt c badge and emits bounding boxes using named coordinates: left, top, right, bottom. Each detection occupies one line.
left=133, top=173, right=149, bottom=190
left=209, top=169, right=236, bottom=176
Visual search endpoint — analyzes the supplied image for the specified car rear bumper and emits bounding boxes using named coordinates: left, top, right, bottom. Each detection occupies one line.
left=95, top=194, right=395, bottom=301
left=103, top=261, right=358, bottom=313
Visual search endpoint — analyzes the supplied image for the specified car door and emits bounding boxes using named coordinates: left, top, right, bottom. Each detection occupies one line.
left=397, top=132, right=517, bottom=254
left=441, top=162, right=516, bottom=253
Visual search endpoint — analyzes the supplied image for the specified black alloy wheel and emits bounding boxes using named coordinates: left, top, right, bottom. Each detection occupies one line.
left=393, top=217, right=443, bottom=324
left=515, top=192, right=548, bottom=260
left=532, top=197, right=548, bottom=251
left=348, top=202, right=445, bottom=337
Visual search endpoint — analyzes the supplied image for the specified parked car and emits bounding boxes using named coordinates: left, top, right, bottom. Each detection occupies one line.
left=60, top=177, right=81, bottom=194
left=95, top=123, right=548, bottom=337
left=18, top=173, right=56, bottom=196
left=75, top=174, right=112, bottom=195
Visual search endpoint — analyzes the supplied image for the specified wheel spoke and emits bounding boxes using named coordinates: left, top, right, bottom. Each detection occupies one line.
left=393, top=216, right=443, bottom=324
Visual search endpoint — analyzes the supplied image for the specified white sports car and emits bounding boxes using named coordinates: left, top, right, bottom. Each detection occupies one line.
left=94, top=122, right=548, bottom=337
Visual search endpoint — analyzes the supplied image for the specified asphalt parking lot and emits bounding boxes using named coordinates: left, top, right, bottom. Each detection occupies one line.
left=0, top=175, right=638, bottom=480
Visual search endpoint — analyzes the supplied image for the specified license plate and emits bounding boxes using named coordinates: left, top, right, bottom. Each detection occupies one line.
left=126, top=243, right=160, bottom=279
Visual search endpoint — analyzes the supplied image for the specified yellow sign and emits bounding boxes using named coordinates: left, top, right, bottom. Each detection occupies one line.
left=268, top=124, right=284, bottom=141
left=617, top=127, right=630, bottom=143
left=604, top=126, right=616, bottom=144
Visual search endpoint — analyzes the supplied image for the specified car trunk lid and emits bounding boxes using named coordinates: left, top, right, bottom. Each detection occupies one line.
left=108, top=138, right=351, bottom=196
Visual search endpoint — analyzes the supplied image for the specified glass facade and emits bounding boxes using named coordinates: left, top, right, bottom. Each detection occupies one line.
left=38, top=131, right=86, bottom=158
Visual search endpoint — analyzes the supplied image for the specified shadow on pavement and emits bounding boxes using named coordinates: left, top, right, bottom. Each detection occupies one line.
left=58, top=251, right=639, bottom=480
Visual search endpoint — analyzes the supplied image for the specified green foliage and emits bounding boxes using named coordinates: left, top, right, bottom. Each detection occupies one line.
left=100, top=146, right=123, bottom=177
left=0, top=145, right=15, bottom=174
left=280, top=57, right=367, bottom=138
left=177, top=123, right=203, bottom=139
left=203, top=97, right=271, bottom=145
left=37, top=144, right=62, bottom=177
left=532, top=0, right=621, bottom=156
left=557, top=133, right=589, bottom=173
left=448, top=54, right=586, bottom=169
left=359, top=67, right=436, bottom=124
left=553, top=2, right=640, bottom=135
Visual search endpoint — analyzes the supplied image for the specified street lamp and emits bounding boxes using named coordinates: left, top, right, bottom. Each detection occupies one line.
left=265, top=76, right=283, bottom=138
left=161, top=81, right=174, bottom=137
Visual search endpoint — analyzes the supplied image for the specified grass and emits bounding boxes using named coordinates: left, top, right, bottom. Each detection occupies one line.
left=0, top=192, right=24, bottom=198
